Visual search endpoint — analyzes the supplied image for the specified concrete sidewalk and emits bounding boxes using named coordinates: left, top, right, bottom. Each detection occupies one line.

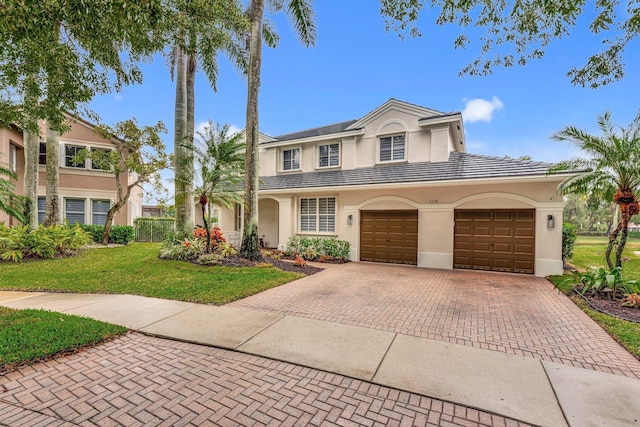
left=2, top=291, right=640, bottom=427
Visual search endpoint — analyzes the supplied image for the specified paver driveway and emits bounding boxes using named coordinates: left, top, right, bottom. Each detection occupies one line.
left=230, top=262, right=640, bottom=379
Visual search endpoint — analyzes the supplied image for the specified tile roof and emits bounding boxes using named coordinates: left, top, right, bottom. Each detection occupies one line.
left=259, top=152, right=566, bottom=190
left=269, top=120, right=359, bottom=143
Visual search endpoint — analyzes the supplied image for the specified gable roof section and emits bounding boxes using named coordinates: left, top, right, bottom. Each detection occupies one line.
left=259, top=152, right=566, bottom=191
left=346, top=98, right=444, bottom=130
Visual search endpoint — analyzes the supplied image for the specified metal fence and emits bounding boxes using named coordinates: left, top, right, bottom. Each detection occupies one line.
left=134, top=218, right=175, bottom=242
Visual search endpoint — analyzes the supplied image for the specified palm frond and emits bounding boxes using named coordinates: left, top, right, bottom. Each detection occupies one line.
left=286, top=0, right=317, bottom=47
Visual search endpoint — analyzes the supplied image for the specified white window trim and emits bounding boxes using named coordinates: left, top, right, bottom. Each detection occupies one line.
left=8, top=143, right=17, bottom=172
left=91, top=198, right=113, bottom=225
left=376, top=132, right=407, bottom=164
left=297, top=196, right=338, bottom=235
left=63, top=197, right=87, bottom=225
left=315, top=142, right=341, bottom=170
left=63, top=144, right=88, bottom=169
left=280, top=146, right=302, bottom=173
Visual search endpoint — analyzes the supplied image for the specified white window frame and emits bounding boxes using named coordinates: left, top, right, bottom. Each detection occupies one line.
left=38, top=142, right=47, bottom=165
left=64, top=144, right=86, bottom=169
left=317, top=143, right=340, bottom=169
left=91, top=199, right=111, bottom=225
left=377, top=133, right=406, bottom=163
left=64, top=198, right=86, bottom=224
left=8, top=143, right=17, bottom=172
left=299, top=197, right=336, bottom=234
left=37, top=196, right=46, bottom=224
left=281, top=147, right=301, bottom=172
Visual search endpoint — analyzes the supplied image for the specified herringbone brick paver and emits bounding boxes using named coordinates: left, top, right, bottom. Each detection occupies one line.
left=0, top=334, right=531, bottom=427
left=229, top=263, right=640, bottom=378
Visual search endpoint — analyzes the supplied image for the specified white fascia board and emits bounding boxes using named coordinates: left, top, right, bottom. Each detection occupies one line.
left=258, top=128, right=365, bottom=149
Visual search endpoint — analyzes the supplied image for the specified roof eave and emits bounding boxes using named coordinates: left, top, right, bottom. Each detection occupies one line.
left=260, top=128, right=365, bottom=148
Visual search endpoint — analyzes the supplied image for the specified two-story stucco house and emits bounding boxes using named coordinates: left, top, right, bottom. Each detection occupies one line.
left=0, top=116, right=143, bottom=227
left=219, top=99, right=572, bottom=276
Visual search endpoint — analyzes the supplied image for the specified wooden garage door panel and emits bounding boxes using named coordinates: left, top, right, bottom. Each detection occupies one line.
left=454, top=209, right=535, bottom=274
left=360, top=210, right=418, bottom=265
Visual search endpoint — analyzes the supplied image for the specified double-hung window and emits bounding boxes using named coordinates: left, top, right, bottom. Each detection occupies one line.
left=90, top=148, right=111, bottom=170
left=282, top=148, right=300, bottom=171
left=65, top=198, right=85, bottom=224
left=318, top=143, right=339, bottom=168
left=65, top=145, right=85, bottom=168
left=37, top=196, right=46, bottom=224
left=38, top=142, right=47, bottom=165
left=8, top=143, right=17, bottom=172
left=92, top=199, right=110, bottom=225
left=300, top=197, right=336, bottom=233
left=379, top=134, right=405, bottom=162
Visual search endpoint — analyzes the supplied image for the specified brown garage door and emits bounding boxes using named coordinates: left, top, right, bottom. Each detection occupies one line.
left=360, top=210, right=418, bottom=265
left=454, top=209, right=535, bottom=274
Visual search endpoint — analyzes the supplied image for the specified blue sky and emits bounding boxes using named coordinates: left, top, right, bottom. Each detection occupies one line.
left=89, top=2, right=639, bottom=168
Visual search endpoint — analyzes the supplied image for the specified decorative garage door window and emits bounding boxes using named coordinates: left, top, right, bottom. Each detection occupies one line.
left=300, top=197, right=336, bottom=233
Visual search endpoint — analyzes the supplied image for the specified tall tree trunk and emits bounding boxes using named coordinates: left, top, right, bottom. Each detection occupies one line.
left=185, top=49, right=196, bottom=231
left=173, top=45, right=191, bottom=238
left=241, top=0, right=265, bottom=261
left=101, top=204, right=121, bottom=245
left=44, top=124, right=59, bottom=225
left=23, top=119, right=40, bottom=229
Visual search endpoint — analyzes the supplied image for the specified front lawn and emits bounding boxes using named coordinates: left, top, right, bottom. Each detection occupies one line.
left=0, top=307, right=127, bottom=373
left=0, top=243, right=304, bottom=305
left=550, top=235, right=640, bottom=359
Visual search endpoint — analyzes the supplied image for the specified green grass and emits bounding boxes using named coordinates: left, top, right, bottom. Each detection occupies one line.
left=0, top=243, right=303, bottom=305
left=549, top=235, right=640, bottom=360
left=0, top=307, right=127, bottom=372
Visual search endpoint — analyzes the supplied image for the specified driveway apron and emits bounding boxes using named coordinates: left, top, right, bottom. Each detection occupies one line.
left=229, top=262, right=640, bottom=379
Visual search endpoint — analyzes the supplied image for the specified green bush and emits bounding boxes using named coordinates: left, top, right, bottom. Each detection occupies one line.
left=562, top=222, right=577, bottom=261
left=285, top=236, right=351, bottom=261
left=76, top=224, right=134, bottom=244
left=0, top=224, right=90, bottom=262
left=628, top=231, right=640, bottom=239
left=134, top=217, right=175, bottom=242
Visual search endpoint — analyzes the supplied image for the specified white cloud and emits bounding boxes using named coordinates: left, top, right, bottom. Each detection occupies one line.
left=462, top=96, right=504, bottom=123
left=194, top=121, right=242, bottom=139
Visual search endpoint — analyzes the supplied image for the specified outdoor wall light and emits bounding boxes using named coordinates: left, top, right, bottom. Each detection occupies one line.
left=547, top=214, right=555, bottom=229
left=347, top=214, right=353, bottom=226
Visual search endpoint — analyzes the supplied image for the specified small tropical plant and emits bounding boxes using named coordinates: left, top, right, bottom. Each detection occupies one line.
left=622, top=294, right=640, bottom=309
left=285, top=236, right=351, bottom=261
left=563, top=266, right=639, bottom=299
left=0, top=224, right=90, bottom=262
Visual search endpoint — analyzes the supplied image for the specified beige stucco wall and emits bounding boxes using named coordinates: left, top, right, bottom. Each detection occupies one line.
left=249, top=176, right=565, bottom=276
left=258, top=198, right=279, bottom=248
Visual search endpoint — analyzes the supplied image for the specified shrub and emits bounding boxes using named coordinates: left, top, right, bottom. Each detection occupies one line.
left=285, top=236, right=351, bottom=261
left=622, top=294, right=640, bottom=308
left=75, top=224, right=134, bottom=245
left=562, top=222, right=577, bottom=261
left=629, top=231, right=640, bottom=239
left=0, top=224, right=90, bottom=262
left=158, top=237, right=206, bottom=261
left=567, top=266, right=639, bottom=298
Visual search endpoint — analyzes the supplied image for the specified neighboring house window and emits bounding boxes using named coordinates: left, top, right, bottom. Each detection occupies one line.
left=65, top=145, right=85, bottom=168
left=92, top=199, right=110, bottom=225
left=37, top=196, right=46, bottom=224
left=38, top=142, right=47, bottom=165
left=90, top=148, right=111, bottom=170
left=65, top=198, right=85, bottom=224
left=282, top=148, right=300, bottom=171
left=8, top=143, right=17, bottom=172
left=379, top=134, right=405, bottom=162
left=318, top=143, right=339, bottom=168
left=300, top=197, right=336, bottom=233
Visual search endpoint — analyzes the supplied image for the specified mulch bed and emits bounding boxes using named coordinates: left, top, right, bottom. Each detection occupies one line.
left=218, top=255, right=324, bottom=275
left=576, top=289, right=640, bottom=323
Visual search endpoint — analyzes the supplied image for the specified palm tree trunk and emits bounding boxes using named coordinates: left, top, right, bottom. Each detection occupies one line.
left=241, top=0, right=265, bottom=261
left=174, top=44, right=191, bottom=238
left=185, top=48, right=196, bottom=233
left=23, top=119, right=40, bottom=229
left=44, top=124, right=59, bottom=225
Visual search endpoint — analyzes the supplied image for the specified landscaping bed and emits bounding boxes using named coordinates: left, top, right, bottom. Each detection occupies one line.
left=578, top=291, right=640, bottom=323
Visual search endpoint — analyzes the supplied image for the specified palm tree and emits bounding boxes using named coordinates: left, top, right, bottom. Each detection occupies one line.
left=193, top=121, right=245, bottom=253
left=549, top=111, right=640, bottom=268
left=241, top=0, right=317, bottom=260
left=169, top=0, right=248, bottom=238
left=0, top=161, right=26, bottom=224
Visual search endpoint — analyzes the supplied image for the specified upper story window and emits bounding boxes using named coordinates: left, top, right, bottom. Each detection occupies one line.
left=282, top=148, right=300, bottom=171
left=90, top=148, right=111, bottom=171
left=64, top=145, right=85, bottom=168
left=379, top=134, right=405, bottom=162
left=38, top=142, right=47, bottom=165
left=318, top=143, right=339, bottom=168
left=8, top=143, right=17, bottom=172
